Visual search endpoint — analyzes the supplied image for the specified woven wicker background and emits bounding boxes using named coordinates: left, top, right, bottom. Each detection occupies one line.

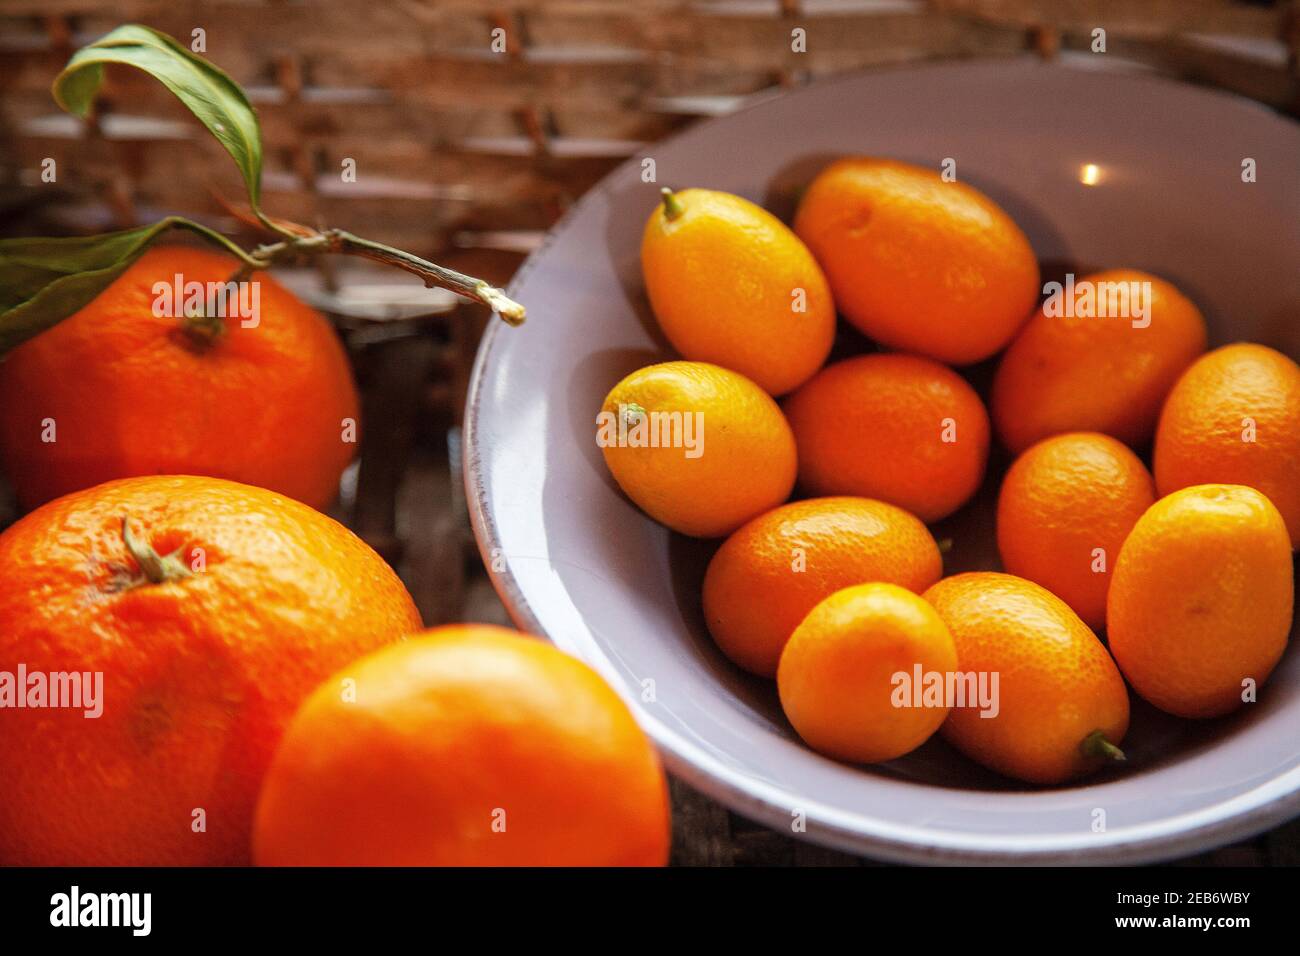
left=2, top=0, right=1299, bottom=866
left=2, top=0, right=1298, bottom=277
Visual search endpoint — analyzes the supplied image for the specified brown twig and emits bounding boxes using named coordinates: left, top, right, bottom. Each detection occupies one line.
left=213, top=227, right=526, bottom=324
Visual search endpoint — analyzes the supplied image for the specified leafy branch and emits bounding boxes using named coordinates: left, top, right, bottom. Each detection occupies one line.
left=0, top=24, right=525, bottom=356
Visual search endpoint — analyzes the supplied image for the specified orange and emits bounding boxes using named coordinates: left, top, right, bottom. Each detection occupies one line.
left=992, top=269, right=1207, bottom=453
left=641, top=187, right=834, bottom=395
left=0, top=245, right=359, bottom=511
left=923, top=573, right=1130, bottom=785
left=996, top=432, right=1155, bottom=630
left=793, top=157, right=1038, bottom=364
left=1154, top=343, right=1300, bottom=548
left=253, top=625, right=670, bottom=866
left=0, top=475, right=422, bottom=865
left=777, top=583, right=957, bottom=764
left=703, top=496, right=942, bottom=677
left=1108, top=484, right=1293, bottom=719
left=782, top=353, right=989, bottom=522
left=599, top=360, right=796, bottom=537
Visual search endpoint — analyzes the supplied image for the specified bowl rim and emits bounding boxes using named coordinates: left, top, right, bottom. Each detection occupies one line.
left=463, top=57, right=1300, bottom=865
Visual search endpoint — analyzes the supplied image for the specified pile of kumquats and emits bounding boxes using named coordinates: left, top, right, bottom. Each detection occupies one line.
left=600, top=157, right=1297, bottom=787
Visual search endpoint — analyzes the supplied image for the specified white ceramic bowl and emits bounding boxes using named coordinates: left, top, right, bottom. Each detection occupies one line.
left=465, top=58, right=1300, bottom=864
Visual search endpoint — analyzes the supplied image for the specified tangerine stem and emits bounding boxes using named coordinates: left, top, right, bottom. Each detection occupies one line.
left=661, top=188, right=685, bottom=222
left=1080, top=729, right=1126, bottom=763
left=327, top=230, right=526, bottom=325
left=621, top=402, right=647, bottom=429
left=121, top=516, right=192, bottom=585
left=190, top=226, right=526, bottom=328
left=180, top=304, right=227, bottom=346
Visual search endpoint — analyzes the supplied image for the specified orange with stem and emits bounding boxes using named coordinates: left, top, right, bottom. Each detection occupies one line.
left=924, top=572, right=1129, bottom=785
left=0, top=475, right=422, bottom=865
left=0, top=246, right=360, bottom=510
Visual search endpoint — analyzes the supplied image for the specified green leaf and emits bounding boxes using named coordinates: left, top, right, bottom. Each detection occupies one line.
left=52, top=24, right=264, bottom=211
left=0, top=216, right=252, bottom=355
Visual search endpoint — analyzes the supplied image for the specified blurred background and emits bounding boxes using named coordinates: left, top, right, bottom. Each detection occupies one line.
left=1, top=0, right=1297, bottom=865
